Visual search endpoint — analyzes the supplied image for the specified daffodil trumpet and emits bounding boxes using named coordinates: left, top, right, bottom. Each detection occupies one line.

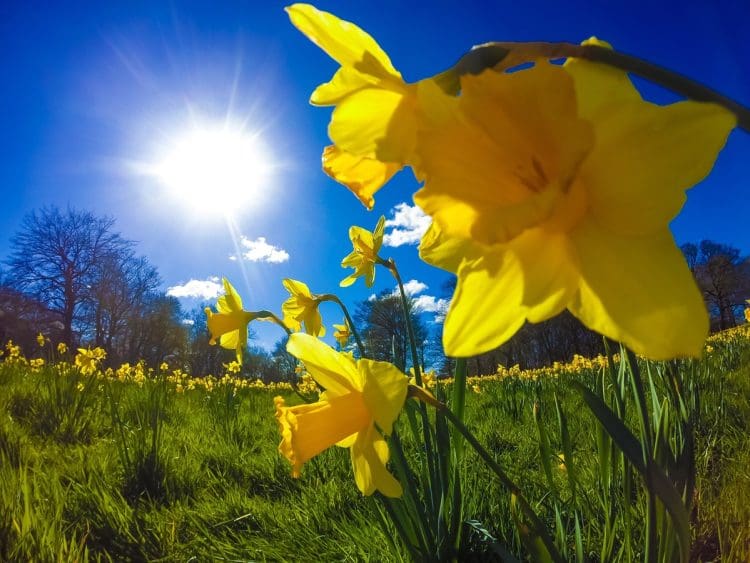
left=442, top=41, right=750, bottom=132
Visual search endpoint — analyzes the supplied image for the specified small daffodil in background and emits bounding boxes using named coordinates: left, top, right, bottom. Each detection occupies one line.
left=744, top=300, right=750, bottom=323
left=275, top=333, right=408, bottom=497
left=281, top=279, right=325, bottom=337
left=75, top=347, right=106, bottom=375
left=332, top=318, right=351, bottom=347
left=415, top=44, right=735, bottom=361
left=205, top=278, right=259, bottom=364
left=340, top=216, right=385, bottom=288
left=36, top=333, right=47, bottom=347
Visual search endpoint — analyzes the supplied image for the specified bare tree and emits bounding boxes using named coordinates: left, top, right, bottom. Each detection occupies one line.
left=4, top=206, right=129, bottom=346
left=690, top=240, right=750, bottom=330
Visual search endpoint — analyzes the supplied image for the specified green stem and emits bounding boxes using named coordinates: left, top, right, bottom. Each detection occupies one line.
left=382, top=258, right=423, bottom=384
left=317, top=294, right=366, bottom=357
left=415, top=389, right=563, bottom=563
left=254, top=310, right=292, bottom=336
left=446, top=41, right=750, bottom=132
left=625, top=347, right=657, bottom=563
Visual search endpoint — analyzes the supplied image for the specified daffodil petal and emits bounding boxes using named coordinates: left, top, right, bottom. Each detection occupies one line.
left=287, top=333, right=361, bottom=395
left=443, top=252, right=525, bottom=357
left=285, top=4, right=400, bottom=81
left=418, top=220, right=483, bottom=274
left=563, top=37, right=641, bottom=120
left=350, top=426, right=402, bottom=497
left=359, top=359, right=408, bottom=435
left=217, top=278, right=243, bottom=313
left=581, top=99, right=735, bottom=236
left=323, top=145, right=400, bottom=209
left=329, top=87, right=416, bottom=162
left=570, top=221, right=708, bottom=359
left=283, top=278, right=312, bottom=298
left=311, top=66, right=376, bottom=105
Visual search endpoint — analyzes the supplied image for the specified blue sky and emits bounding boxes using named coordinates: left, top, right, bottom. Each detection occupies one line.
left=1, top=1, right=748, bottom=350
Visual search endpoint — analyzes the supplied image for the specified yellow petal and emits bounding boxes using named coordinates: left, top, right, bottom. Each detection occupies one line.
left=563, top=37, right=641, bottom=120
left=581, top=99, right=735, bottom=236
left=217, top=278, right=243, bottom=313
left=443, top=229, right=575, bottom=357
left=418, top=221, right=480, bottom=274
left=414, top=64, right=593, bottom=245
left=323, top=145, right=401, bottom=209
left=569, top=221, right=708, bottom=359
left=285, top=4, right=400, bottom=82
left=286, top=333, right=362, bottom=395
left=283, top=278, right=312, bottom=298
left=358, top=359, right=408, bottom=435
left=329, top=87, right=416, bottom=162
left=350, top=426, right=402, bottom=497
left=443, top=252, right=525, bottom=357
left=311, top=66, right=377, bottom=105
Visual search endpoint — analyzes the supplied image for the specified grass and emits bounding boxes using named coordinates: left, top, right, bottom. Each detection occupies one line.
left=0, top=329, right=749, bottom=561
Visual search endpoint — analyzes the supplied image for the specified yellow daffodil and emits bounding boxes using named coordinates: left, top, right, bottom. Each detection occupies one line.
left=205, top=278, right=259, bottom=364
left=281, top=279, right=325, bottom=337
left=341, top=216, right=385, bottom=288
left=745, top=300, right=750, bottom=323
left=416, top=45, right=735, bottom=360
left=275, top=333, right=407, bottom=497
left=36, top=333, right=46, bottom=347
left=332, top=318, right=351, bottom=347
left=57, top=342, right=67, bottom=355
left=75, top=347, right=106, bottom=375
left=286, top=3, right=427, bottom=208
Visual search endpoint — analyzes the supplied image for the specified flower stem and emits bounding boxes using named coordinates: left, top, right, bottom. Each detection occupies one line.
left=410, top=385, right=564, bottom=563
left=254, top=310, right=292, bottom=336
left=317, top=294, right=366, bottom=357
left=382, top=258, right=423, bottom=384
left=445, top=41, right=750, bottom=132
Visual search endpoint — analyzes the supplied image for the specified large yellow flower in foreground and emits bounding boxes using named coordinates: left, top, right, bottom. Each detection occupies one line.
left=286, top=3, right=423, bottom=208
left=340, top=216, right=385, bottom=288
left=281, top=278, right=325, bottom=337
left=205, top=278, right=258, bottom=364
left=275, top=333, right=407, bottom=497
left=416, top=55, right=735, bottom=360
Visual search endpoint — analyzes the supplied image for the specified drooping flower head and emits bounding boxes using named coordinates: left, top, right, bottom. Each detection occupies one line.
left=286, top=3, right=424, bottom=208
left=340, top=216, right=385, bottom=288
left=745, top=300, right=750, bottom=323
left=205, top=278, right=259, bottom=364
left=281, top=278, right=325, bottom=337
left=415, top=43, right=735, bottom=360
left=275, top=333, right=407, bottom=497
left=36, top=333, right=46, bottom=348
left=332, top=318, right=351, bottom=347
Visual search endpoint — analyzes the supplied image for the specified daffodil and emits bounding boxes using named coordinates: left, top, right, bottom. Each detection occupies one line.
left=281, top=279, right=325, bottom=337
left=36, top=333, right=46, bottom=347
left=416, top=45, right=735, bottom=360
left=75, top=347, right=106, bottom=375
left=205, top=278, right=258, bottom=364
left=275, top=333, right=407, bottom=497
left=332, top=318, right=351, bottom=347
left=341, top=216, right=385, bottom=288
left=286, top=3, right=426, bottom=208
left=744, top=300, right=750, bottom=323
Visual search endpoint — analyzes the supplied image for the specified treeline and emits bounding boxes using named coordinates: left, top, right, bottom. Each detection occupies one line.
left=0, top=206, right=233, bottom=375
left=1, top=206, right=748, bottom=379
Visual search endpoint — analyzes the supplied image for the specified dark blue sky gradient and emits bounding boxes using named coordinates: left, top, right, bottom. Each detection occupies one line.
left=1, top=1, right=748, bottom=349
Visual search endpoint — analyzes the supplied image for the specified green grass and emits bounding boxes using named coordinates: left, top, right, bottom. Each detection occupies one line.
left=0, top=332, right=749, bottom=561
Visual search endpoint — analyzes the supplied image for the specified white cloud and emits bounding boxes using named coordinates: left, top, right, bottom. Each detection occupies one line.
left=181, top=318, right=195, bottom=326
left=166, top=277, right=223, bottom=300
left=233, top=236, right=289, bottom=263
left=383, top=203, right=430, bottom=247
left=412, top=295, right=449, bottom=314
left=368, top=294, right=377, bottom=302
left=390, top=279, right=428, bottom=297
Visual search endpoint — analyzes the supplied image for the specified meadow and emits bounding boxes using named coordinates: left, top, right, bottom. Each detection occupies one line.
left=1, top=327, right=749, bottom=562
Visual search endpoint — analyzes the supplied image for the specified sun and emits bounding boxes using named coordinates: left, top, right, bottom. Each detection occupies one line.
left=153, top=124, right=273, bottom=215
